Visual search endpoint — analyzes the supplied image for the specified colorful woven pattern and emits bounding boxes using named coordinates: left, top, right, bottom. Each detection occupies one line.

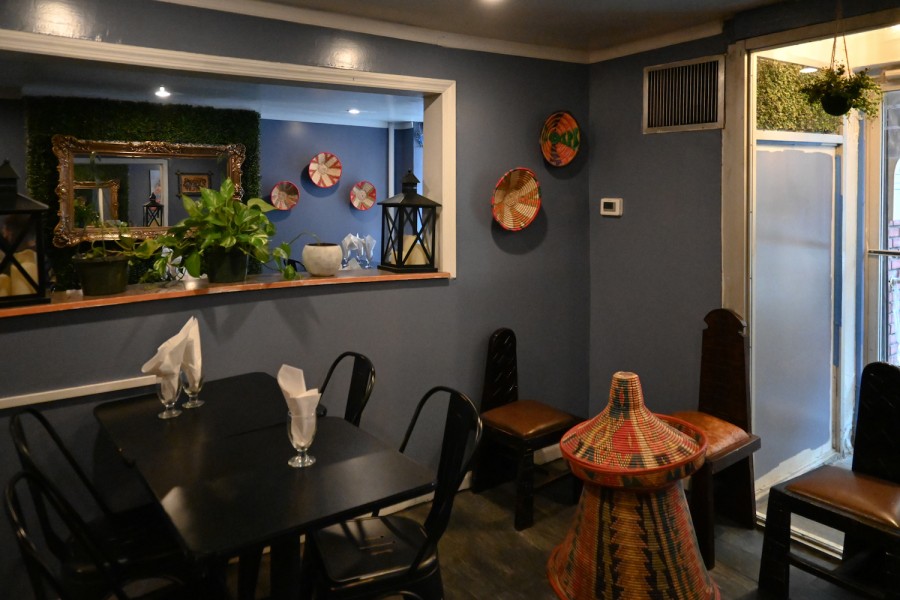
left=561, top=372, right=706, bottom=488
left=350, top=180, right=376, bottom=210
left=491, top=167, right=541, bottom=231
left=540, top=111, right=581, bottom=167
left=547, top=484, right=719, bottom=600
left=308, top=152, right=342, bottom=188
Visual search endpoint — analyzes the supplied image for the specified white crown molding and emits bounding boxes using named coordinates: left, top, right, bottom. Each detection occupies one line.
left=0, top=28, right=453, bottom=94
left=151, top=0, right=591, bottom=64
left=588, top=21, right=725, bottom=63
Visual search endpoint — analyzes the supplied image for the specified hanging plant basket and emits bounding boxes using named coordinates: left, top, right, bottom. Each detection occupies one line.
left=798, top=30, right=882, bottom=118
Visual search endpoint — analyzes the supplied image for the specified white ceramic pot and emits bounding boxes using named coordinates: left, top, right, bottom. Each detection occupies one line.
left=302, top=242, right=342, bottom=277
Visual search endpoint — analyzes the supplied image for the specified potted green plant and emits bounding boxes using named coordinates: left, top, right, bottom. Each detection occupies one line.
left=799, top=64, right=882, bottom=117
left=152, top=178, right=295, bottom=283
left=72, top=226, right=163, bottom=295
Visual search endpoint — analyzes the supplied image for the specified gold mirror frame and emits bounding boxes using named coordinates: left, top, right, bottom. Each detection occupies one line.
left=52, top=135, right=246, bottom=247
left=73, top=179, right=120, bottom=229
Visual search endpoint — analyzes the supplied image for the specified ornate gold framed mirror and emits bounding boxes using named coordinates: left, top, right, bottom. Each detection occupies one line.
left=52, top=135, right=246, bottom=247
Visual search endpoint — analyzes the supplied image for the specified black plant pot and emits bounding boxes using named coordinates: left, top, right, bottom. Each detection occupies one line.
left=820, top=94, right=852, bottom=116
left=205, top=248, right=248, bottom=283
left=73, top=255, right=129, bottom=296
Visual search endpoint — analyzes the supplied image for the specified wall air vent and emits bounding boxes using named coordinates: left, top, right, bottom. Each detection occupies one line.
left=643, top=56, right=724, bottom=134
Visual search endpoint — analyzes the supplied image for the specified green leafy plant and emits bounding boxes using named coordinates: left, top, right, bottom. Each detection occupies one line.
left=74, top=224, right=163, bottom=263
left=799, top=64, right=882, bottom=117
left=151, top=178, right=296, bottom=280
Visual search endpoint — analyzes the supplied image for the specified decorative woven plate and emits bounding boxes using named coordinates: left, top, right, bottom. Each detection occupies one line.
left=270, top=180, right=300, bottom=210
left=491, top=168, right=541, bottom=231
left=308, top=152, right=342, bottom=188
left=540, top=111, right=581, bottom=167
left=350, top=181, right=376, bottom=210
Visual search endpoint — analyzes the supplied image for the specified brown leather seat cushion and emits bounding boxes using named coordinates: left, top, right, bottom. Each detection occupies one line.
left=785, top=465, right=900, bottom=529
left=482, top=400, right=575, bottom=439
left=672, top=410, right=750, bottom=457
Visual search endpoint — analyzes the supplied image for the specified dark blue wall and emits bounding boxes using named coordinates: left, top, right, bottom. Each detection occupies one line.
left=0, top=1, right=590, bottom=592
left=0, top=99, right=25, bottom=183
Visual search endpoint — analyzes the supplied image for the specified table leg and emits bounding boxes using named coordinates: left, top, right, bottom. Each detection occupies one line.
left=270, top=535, right=301, bottom=600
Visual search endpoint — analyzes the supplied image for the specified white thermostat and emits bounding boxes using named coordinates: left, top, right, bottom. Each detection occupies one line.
left=600, top=197, right=623, bottom=217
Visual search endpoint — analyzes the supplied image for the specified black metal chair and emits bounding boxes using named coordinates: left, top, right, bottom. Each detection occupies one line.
left=5, top=470, right=192, bottom=600
left=671, top=308, right=761, bottom=568
left=318, top=351, right=376, bottom=425
left=758, top=361, right=900, bottom=599
left=301, top=386, right=482, bottom=600
left=9, top=408, right=188, bottom=583
left=470, top=327, right=581, bottom=530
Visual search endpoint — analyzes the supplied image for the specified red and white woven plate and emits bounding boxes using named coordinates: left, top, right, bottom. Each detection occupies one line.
left=350, top=181, right=376, bottom=210
left=270, top=180, right=299, bottom=210
left=308, top=152, right=342, bottom=188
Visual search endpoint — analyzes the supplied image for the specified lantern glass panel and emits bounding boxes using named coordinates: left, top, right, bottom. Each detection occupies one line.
left=0, top=212, right=41, bottom=298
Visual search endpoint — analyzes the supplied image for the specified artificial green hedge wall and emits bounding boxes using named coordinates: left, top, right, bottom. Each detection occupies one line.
left=25, top=96, right=261, bottom=288
left=756, top=57, right=841, bottom=134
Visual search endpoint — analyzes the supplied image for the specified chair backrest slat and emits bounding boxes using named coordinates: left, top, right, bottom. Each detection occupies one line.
left=482, top=328, right=519, bottom=413
left=697, top=309, right=751, bottom=431
left=852, top=361, right=900, bottom=483
left=320, top=351, right=376, bottom=427
left=399, top=386, right=482, bottom=570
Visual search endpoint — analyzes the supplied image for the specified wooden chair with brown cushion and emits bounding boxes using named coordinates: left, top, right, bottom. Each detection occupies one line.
left=672, top=308, right=761, bottom=568
left=758, top=361, right=900, bottom=599
left=470, top=327, right=581, bottom=530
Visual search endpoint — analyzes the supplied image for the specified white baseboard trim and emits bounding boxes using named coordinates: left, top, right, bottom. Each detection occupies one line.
left=754, top=442, right=837, bottom=498
left=0, top=376, right=155, bottom=411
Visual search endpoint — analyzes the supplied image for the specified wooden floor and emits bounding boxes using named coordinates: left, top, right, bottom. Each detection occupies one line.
left=236, top=475, right=864, bottom=599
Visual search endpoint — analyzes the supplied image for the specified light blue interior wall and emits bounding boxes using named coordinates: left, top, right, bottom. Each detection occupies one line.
left=261, top=120, right=386, bottom=253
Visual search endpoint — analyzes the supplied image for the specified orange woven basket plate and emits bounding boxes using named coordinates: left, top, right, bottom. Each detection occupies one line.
left=350, top=181, right=376, bottom=210
left=270, top=180, right=299, bottom=210
left=308, top=152, right=342, bottom=188
left=540, top=111, right=581, bottom=167
left=492, top=167, right=541, bottom=231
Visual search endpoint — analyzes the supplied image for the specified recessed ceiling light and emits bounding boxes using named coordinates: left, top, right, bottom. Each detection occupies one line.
left=799, top=67, right=818, bottom=74
left=347, top=108, right=361, bottom=115
left=155, top=86, right=171, bottom=98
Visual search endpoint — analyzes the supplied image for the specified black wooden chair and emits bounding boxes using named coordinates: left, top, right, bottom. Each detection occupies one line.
left=758, top=361, right=900, bottom=599
left=318, top=351, right=376, bottom=425
left=670, top=308, right=761, bottom=569
left=470, top=327, right=581, bottom=530
left=5, top=470, right=193, bottom=600
left=301, top=386, right=482, bottom=600
left=9, top=408, right=188, bottom=583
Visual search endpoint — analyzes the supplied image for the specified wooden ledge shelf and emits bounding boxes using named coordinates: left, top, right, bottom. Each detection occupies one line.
left=0, top=270, right=451, bottom=319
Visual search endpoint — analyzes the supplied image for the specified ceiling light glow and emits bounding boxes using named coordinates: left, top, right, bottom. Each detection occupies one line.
left=155, top=86, right=171, bottom=98
left=347, top=108, right=360, bottom=114
left=799, top=66, right=818, bottom=73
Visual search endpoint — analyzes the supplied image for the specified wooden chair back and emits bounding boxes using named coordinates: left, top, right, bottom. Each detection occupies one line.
left=482, top=328, right=520, bottom=413
left=852, top=361, right=900, bottom=484
left=697, top=309, right=751, bottom=432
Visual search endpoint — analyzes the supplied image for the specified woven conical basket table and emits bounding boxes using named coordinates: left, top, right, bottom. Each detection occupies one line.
left=547, top=371, right=719, bottom=600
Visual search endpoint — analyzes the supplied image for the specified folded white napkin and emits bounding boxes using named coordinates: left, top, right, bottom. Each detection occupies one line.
left=141, top=326, right=189, bottom=401
left=363, top=235, right=376, bottom=261
left=277, top=364, right=320, bottom=416
left=341, top=233, right=357, bottom=258
left=180, top=317, right=202, bottom=390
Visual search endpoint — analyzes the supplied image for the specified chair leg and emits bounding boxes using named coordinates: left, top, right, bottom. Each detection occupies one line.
left=514, top=448, right=535, bottom=531
left=689, top=463, right=715, bottom=569
left=716, top=456, right=757, bottom=528
left=471, top=439, right=510, bottom=493
left=887, top=550, right=900, bottom=600
left=237, top=549, right=262, bottom=600
left=758, top=489, right=791, bottom=598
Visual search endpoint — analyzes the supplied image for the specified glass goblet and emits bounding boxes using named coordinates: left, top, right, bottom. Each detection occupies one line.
left=157, top=379, right=183, bottom=420
left=287, top=411, right=316, bottom=468
left=182, top=373, right=204, bottom=409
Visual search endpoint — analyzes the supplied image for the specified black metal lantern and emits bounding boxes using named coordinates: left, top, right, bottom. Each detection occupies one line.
left=143, top=194, right=164, bottom=226
left=378, top=171, right=440, bottom=273
left=0, top=160, right=50, bottom=307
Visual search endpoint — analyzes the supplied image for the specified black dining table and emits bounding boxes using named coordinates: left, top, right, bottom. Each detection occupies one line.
left=94, top=371, right=435, bottom=599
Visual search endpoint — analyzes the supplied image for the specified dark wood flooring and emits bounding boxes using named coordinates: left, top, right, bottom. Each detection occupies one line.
left=235, top=475, right=864, bottom=599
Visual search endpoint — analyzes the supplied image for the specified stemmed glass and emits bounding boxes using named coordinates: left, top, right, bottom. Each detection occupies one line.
left=287, top=411, right=316, bottom=468
left=157, top=378, right=183, bottom=420
left=182, top=372, right=204, bottom=409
